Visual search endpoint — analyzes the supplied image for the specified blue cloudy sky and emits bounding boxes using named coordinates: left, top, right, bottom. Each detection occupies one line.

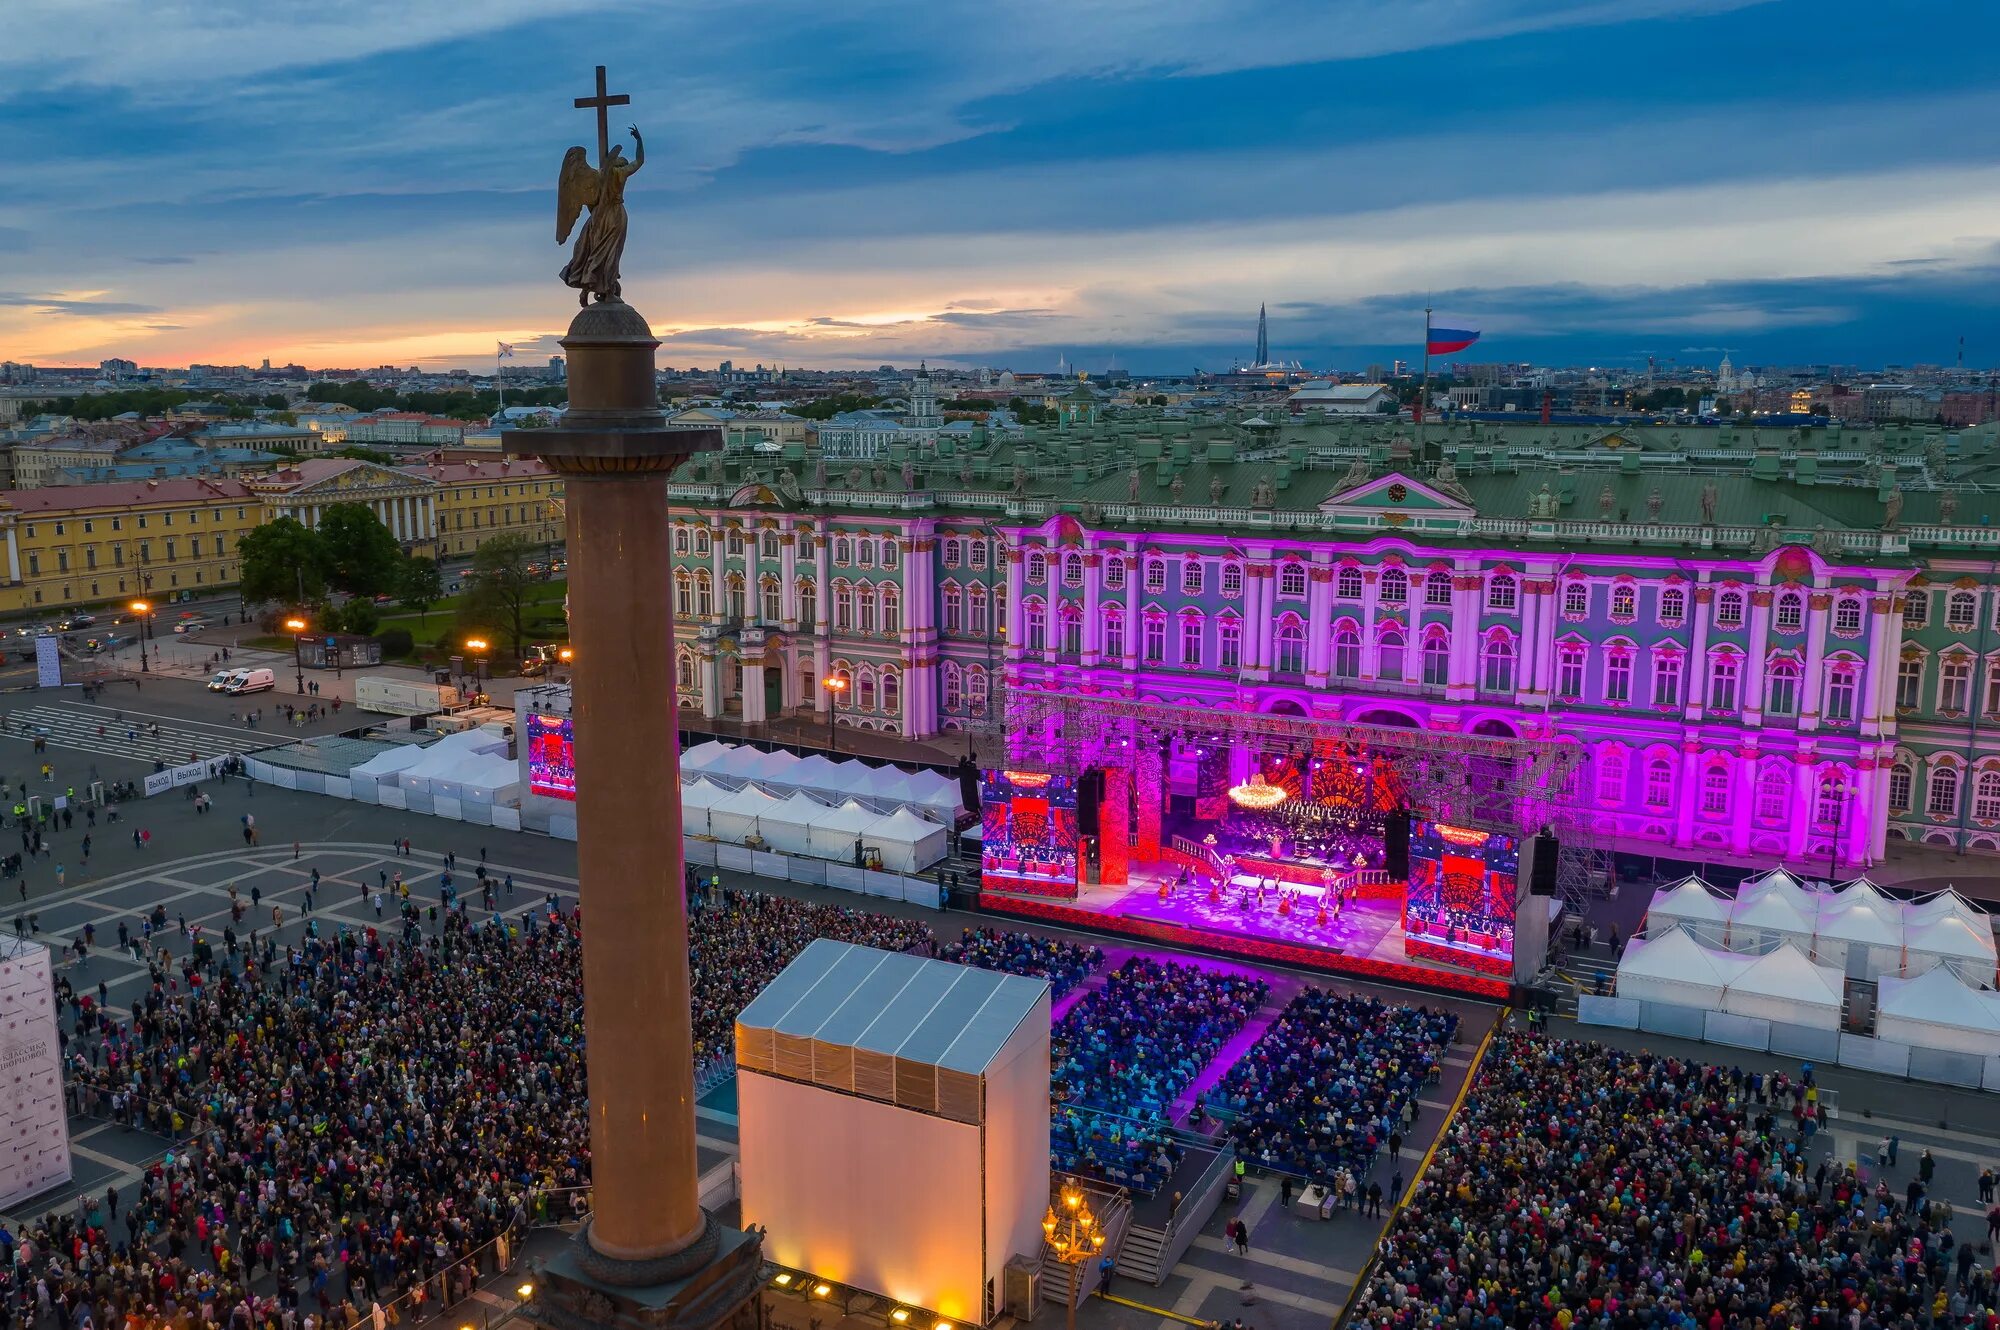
left=3, top=0, right=1998, bottom=373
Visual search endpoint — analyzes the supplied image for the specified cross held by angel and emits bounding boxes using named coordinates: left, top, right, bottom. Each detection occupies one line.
left=557, top=66, right=644, bottom=306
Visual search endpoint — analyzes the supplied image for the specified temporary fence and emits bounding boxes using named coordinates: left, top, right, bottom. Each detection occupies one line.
left=682, top=836, right=944, bottom=909
left=1577, top=994, right=2000, bottom=1091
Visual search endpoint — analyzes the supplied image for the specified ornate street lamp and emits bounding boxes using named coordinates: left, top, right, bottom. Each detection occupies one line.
left=1041, top=1180, right=1105, bottom=1330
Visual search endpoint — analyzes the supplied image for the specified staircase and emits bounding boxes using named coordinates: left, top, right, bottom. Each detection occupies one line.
left=1039, top=1188, right=1131, bottom=1311
left=1111, top=1217, right=1170, bottom=1286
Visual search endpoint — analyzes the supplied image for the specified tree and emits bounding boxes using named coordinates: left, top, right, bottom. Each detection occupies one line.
left=260, top=393, right=290, bottom=411
left=397, top=556, right=445, bottom=625
left=316, top=502, right=404, bottom=597
left=237, top=517, right=328, bottom=606
left=336, top=599, right=382, bottom=635
left=462, top=534, right=537, bottom=658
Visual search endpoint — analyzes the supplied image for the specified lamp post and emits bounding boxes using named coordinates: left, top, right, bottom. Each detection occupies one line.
left=1041, top=1180, right=1104, bottom=1330
left=822, top=674, right=848, bottom=755
left=128, top=600, right=151, bottom=673
left=465, top=637, right=489, bottom=699
left=1824, top=773, right=1849, bottom=882
left=284, top=616, right=308, bottom=695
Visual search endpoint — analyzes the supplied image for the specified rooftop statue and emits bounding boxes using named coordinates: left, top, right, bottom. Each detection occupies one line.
left=556, top=67, right=644, bottom=306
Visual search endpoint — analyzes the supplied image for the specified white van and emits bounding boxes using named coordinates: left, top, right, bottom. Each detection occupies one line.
left=225, top=668, right=276, bottom=695
left=207, top=668, right=248, bottom=692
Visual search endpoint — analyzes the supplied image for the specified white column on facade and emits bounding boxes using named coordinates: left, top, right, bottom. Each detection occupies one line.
left=1742, top=582, right=1772, bottom=724
left=813, top=524, right=832, bottom=713
left=1305, top=557, right=1332, bottom=681
left=1004, top=546, right=1026, bottom=660
left=1080, top=545, right=1102, bottom=665
left=1252, top=556, right=1277, bottom=676
left=1798, top=582, right=1831, bottom=732
left=1357, top=566, right=1381, bottom=682
left=1674, top=737, right=1701, bottom=847
left=710, top=519, right=728, bottom=623
left=402, top=497, right=416, bottom=541
left=5, top=527, right=20, bottom=584
left=1729, top=743, right=1756, bottom=854
left=1514, top=577, right=1541, bottom=705
left=1403, top=593, right=1425, bottom=688
left=1531, top=581, right=1557, bottom=698
left=1447, top=562, right=1479, bottom=698
left=1787, top=751, right=1816, bottom=858
left=1860, top=590, right=1895, bottom=737
left=779, top=527, right=798, bottom=627
left=1869, top=751, right=1894, bottom=862
left=700, top=650, right=722, bottom=719
left=740, top=663, right=766, bottom=724
left=1685, top=582, right=1713, bottom=721
left=1123, top=550, right=1141, bottom=671
left=1847, top=755, right=1874, bottom=867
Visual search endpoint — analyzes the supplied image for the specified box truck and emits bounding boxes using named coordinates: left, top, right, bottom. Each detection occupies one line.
left=355, top=676, right=463, bottom=717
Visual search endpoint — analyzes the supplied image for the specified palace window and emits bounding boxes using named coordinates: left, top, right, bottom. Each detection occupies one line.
left=1595, top=750, right=1626, bottom=803
left=1941, top=655, right=1972, bottom=712
left=694, top=571, right=713, bottom=618
left=1378, top=626, right=1404, bottom=680
left=1904, top=593, right=1928, bottom=629
left=726, top=529, right=742, bottom=557
left=1929, top=766, right=1961, bottom=818
left=1025, top=599, right=1046, bottom=652
left=761, top=581, right=781, bottom=622
left=1220, top=562, right=1243, bottom=598
left=1832, top=596, right=1864, bottom=635
left=832, top=580, right=852, bottom=631
left=1949, top=590, right=1979, bottom=630
left=880, top=539, right=897, bottom=569
left=1889, top=764, right=1913, bottom=814
left=1332, top=626, right=1361, bottom=679
left=674, top=570, right=693, bottom=617
left=1604, top=652, right=1633, bottom=704
left=1422, top=632, right=1451, bottom=686
left=1986, top=660, right=2000, bottom=715
left=1065, top=553, right=1086, bottom=588
left=1179, top=613, right=1202, bottom=665
left=1105, top=557, right=1126, bottom=591
left=1218, top=617, right=1241, bottom=670
left=1144, top=615, right=1167, bottom=663
left=1144, top=559, right=1166, bottom=594
left=1060, top=605, right=1082, bottom=655
left=857, top=539, right=874, bottom=569
left=943, top=538, right=962, bottom=567
left=1976, top=770, right=2000, bottom=824
left=1334, top=566, right=1361, bottom=600
left=943, top=665, right=962, bottom=712
left=1487, top=572, right=1517, bottom=612
left=881, top=669, right=900, bottom=716
left=798, top=580, right=816, bottom=626
left=673, top=527, right=690, bottom=555
left=942, top=585, right=962, bottom=633
left=1284, top=563, right=1311, bottom=598
left=1714, top=590, right=1745, bottom=630
left=1659, top=586, right=1686, bottom=626
left=1609, top=583, right=1636, bottom=621
left=1766, top=660, right=1800, bottom=717
left=1027, top=551, right=1047, bottom=585
left=1481, top=636, right=1516, bottom=693
left=1756, top=764, right=1789, bottom=822
left=1556, top=646, right=1586, bottom=700
left=1707, top=654, right=1739, bottom=711
left=856, top=585, right=877, bottom=634
left=880, top=586, right=900, bottom=634
left=1104, top=609, right=1125, bottom=660
left=1426, top=573, right=1453, bottom=607
left=1275, top=621, right=1305, bottom=674
left=1701, top=764, right=1730, bottom=816
left=1557, top=581, right=1586, bottom=617
left=967, top=585, right=988, bottom=635
left=1774, top=589, right=1804, bottom=632
left=967, top=667, right=989, bottom=715
left=1896, top=657, right=1924, bottom=710
left=1379, top=566, right=1408, bottom=604
left=969, top=540, right=988, bottom=570
left=1644, top=756, right=1674, bottom=809
left=1181, top=559, right=1203, bottom=595
left=831, top=536, right=848, bottom=564
left=1825, top=662, right=1858, bottom=722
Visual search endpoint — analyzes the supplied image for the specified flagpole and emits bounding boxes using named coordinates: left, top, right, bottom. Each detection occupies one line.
left=1419, top=305, right=1431, bottom=425
left=497, top=342, right=506, bottom=417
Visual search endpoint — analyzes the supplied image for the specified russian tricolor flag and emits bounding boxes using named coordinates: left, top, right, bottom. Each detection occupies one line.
left=1427, top=327, right=1480, bottom=356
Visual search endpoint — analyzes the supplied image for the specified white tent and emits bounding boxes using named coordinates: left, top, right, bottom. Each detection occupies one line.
left=762, top=793, right=830, bottom=855
left=738, top=749, right=802, bottom=784
left=901, top=769, right=964, bottom=816
left=862, top=807, right=949, bottom=872
left=1877, top=965, right=2000, bottom=1055
left=705, top=746, right=778, bottom=782
left=351, top=743, right=430, bottom=779
left=807, top=800, right=882, bottom=861
left=679, top=740, right=734, bottom=774
left=680, top=778, right=730, bottom=835
left=1901, top=913, right=1998, bottom=983
left=1615, top=928, right=1748, bottom=1009
left=397, top=729, right=508, bottom=792
left=1812, top=893, right=1903, bottom=973
left=709, top=783, right=787, bottom=844
left=1645, top=877, right=1732, bottom=943
left=1728, top=881, right=1817, bottom=952
left=1719, top=943, right=1845, bottom=1029
left=433, top=753, right=521, bottom=805
left=783, top=754, right=842, bottom=792
left=849, top=764, right=916, bottom=804
left=1905, top=890, right=1990, bottom=936
left=1741, top=867, right=1807, bottom=895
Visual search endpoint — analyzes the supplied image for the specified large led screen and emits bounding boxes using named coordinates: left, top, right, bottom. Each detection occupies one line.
left=526, top=712, right=576, bottom=801
left=1402, top=820, right=1518, bottom=976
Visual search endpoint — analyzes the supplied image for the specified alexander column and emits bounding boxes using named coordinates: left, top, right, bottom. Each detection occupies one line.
left=508, top=66, right=762, bottom=1330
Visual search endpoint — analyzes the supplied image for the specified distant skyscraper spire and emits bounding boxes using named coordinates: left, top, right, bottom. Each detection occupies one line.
left=1255, top=303, right=1269, bottom=367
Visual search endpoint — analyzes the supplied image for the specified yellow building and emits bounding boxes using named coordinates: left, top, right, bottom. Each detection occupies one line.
left=0, top=457, right=565, bottom=617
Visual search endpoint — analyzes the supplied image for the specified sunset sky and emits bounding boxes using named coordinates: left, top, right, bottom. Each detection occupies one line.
left=5, top=0, right=1998, bottom=373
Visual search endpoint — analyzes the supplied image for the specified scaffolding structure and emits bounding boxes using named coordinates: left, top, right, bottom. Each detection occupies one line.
left=1002, top=685, right=1606, bottom=920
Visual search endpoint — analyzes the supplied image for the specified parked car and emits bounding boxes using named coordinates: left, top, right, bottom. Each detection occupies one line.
left=174, top=618, right=209, bottom=635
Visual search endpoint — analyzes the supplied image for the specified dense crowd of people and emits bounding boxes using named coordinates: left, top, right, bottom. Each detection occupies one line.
left=940, top=927, right=1102, bottom=999
left=1355, top=1032, right=1996, bottom=1329
left=1051, top=957, right=1267, bottom=1193
left=1208, top=989, right=1456, bottom=1185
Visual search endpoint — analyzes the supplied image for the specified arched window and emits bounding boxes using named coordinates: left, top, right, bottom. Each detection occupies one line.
left=832, top=536, right=849, bottom=564
left=856, top=584, right=878, bottom=634
left=798, top=579, right=816, bottom=626
left=943, top=663, right=963, bottom=711
left=674, top=569, right=693, bottom=617
left=857, top=667, right=876, bottom=711
left=1714, top=590, right=1745, bottom=629
left=1708, top=653, right=1740, bottom=710
left=1378, top=625, right=1405, bottom=680
left=1422, top=630, right=1451, bottom=686
left=1426, top=571, right=1454, bottom=607
left=1334, top=565, right=1361, bottom=600
left=942, top=538, right=962, bottom=567
left=1609, top=583, right=1636, bottom=620
left=1144, top=614, right=1167, bottom=663
left=1332, top=625, right=1361, bottom=679
left=693, top=570, right=713, bottom=618
left=1024, top=598, right=1046, bottom=651
left=1221, top=562, right=1244, bottom=598
left=1815, top=774, right=1847, bottom=827
left=1487, top=571, right=1517, bottom=612
left=1766, top=659, right=1800, bottom=716
left=1482, top=635, right=1516, bottom=693
left=724, top=572, right=745, bottom=619
left=1178, top=610, right=1203, bottom=665
left=1889, top=763, right=1913, bottom=813
left=1755, top=762, right=1789, bottom=822
left=880, top=539, right=897, bottom=569
left=1604, top=648, right=1633, bottom=703
left=1379, top=566, right=1408, bottom=604
left=1027, top=551, right=1047, bottom=585
left=1064, top=552, right=1085, bottom=588
left=1144, top=558, right=1167, bottom=594
left=1659, top=586, right=1686, bottom=626
left=694, top=529, right=712, bottom=557
left=1283, top=563, right=1310, bottom=598
left=1217, top=615, right=1241, bottom=669
left=726, top=528, right=742, bottom=557
left=1774, top=589, right=1805, bottom=632
left=831, top=579, right=852, bottom=631
left=1181, top=558, right=1203, bottom=595
left=1832, top=596, right=1864, bottom=635
left=966, top=584, right=988, bottom=635
left=676, top=653, right=695, bottom=691
left=673, top=527, right=690, bottom=555
left=856, top=538, right=875, bottom=569
left=941, top=584, right=963, bottom=633
left=760, top=578, right=781, bottom=623
left=1271, top=619, right=1303, bottom=674
left=1941, top=654, right=1973, bottom=712
left=880, top=585, right=900, bottom=635
left=799, top=659, right=816, bottom=701
left=1976, top=770, right=2000, bottom=823
left=1105, top=557, right=1126, bottom=591
left=967, top=665, right=990, bottom=714
left=1700, top=762, right=1730, bottom=816
left=1644, top=756, right=1674, bottom=808
left=1595, top=749, right=1627, bottom=804
left=1556, top=644, right=1587, bottom=700
left=1825, top=661, right=1858, bottom=722
left=1061, top=602, right=1084, bottom=655
left=1562, top=581, right=1589, bottom=616
left=1928, top=765, right=1961, bottom=817
left=881, top=668, right=900, bottom=715
left=1103, top=606, right=1125, bottom=659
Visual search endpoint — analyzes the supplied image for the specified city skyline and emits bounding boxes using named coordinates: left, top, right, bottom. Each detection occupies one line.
left=5, top=0, right=1999, bottom=373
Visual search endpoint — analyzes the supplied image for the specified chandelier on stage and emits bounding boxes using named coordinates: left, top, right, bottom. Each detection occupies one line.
left=1002, top=770, right=1052, bottom=789
left=1227, top=773, right=1287, bottom=811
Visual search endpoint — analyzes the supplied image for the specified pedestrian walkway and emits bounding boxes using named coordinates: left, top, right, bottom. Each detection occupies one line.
left=1, top=702, right=274, bottom=765
left=1171, top=979, right=1304, bottom=1126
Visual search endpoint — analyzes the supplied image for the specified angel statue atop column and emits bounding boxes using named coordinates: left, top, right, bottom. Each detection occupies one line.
left=557, top=124, right=644, bottom=306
